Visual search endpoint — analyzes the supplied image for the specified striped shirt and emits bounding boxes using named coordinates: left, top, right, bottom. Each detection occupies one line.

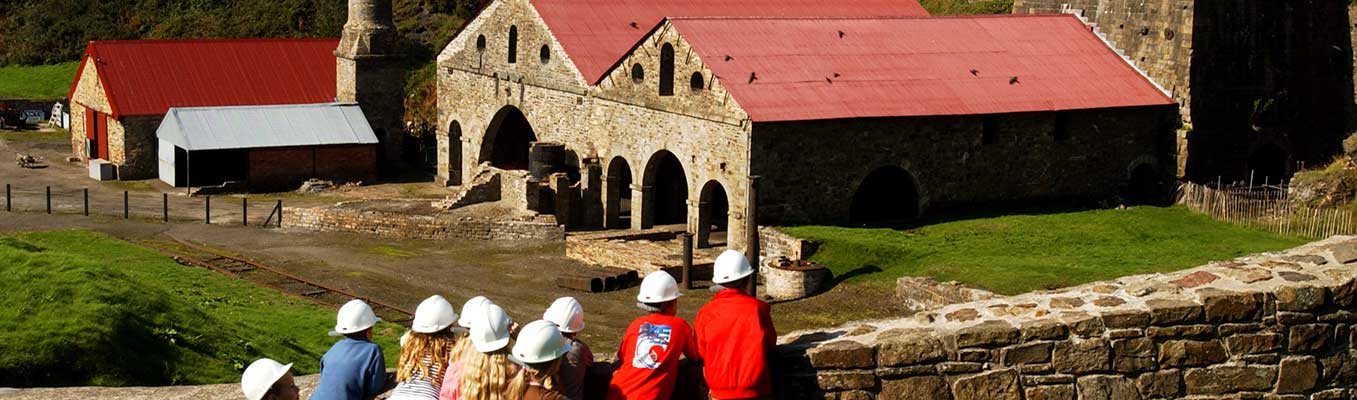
left=388, top=356, right=444, bottom=400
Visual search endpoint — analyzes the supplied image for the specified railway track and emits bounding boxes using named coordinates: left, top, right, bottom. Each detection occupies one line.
left=142, top=237, right=414, bottom=327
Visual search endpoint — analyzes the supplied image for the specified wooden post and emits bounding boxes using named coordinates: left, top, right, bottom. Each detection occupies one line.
left=4, top=184, right=9, bottom=212
left=242, top=197, right=248, bottom=226
left=82, top=188, right=88, bottom=216
left=123, top=191, right=129, bottom=219
left=45, top=186, right=50, bottom=214
left=205, top=195, right=211, bottom=224
left=277, top=200, right=283, bottom=228
left=163, top=193, right=168, bottom=223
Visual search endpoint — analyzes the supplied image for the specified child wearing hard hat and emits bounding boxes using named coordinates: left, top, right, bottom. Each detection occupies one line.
left=511, top=320, right=574, bottom=400
left=241, top=358, right=300, bottom=400
left=543, top=297, right=592, bottom=400
left=389, top=295, right=462, bottom=400
left=607, top=271, right=700, bottom=400
left=696, top=250, right=778, bottom=400
left=440, top=296, right=492, bottom=400
left=461, top=303, right=524, bottom=400
left=312, top=299, right=392, bottom=400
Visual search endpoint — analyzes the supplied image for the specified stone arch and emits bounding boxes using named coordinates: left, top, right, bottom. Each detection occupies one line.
left=604, top=156, right=633, bottom=229
left=659, top=43, right=675, bottom=96
left=641, top=150, right=688, bottom=228
left=849, top=165, right=921, bottom=225
left=697, top=180, right=730, bottom=248
left=481, top=106, right=536, bottom=170
left=690, top=72, right=705, bottom=93
left=1248, top=142, right=1289, bottom=184
left=1124, top=158, right=1164, bottom=205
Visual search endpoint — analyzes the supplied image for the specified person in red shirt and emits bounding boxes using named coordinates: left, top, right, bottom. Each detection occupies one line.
left=607, top=271, right=700, bottom=400
left=696, top=250, right=777, bottom=400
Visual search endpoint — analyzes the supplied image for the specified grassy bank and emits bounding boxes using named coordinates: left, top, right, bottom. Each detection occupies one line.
left=0, top=62, right=78, bottom=99
left=781, top=206, right=1306, bottom=295
left=0, top=230, right=399, bottom=387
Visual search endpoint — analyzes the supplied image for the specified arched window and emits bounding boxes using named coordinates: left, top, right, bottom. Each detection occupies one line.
left=508, top=26, right=518, bottom=64
left=539, top=45, right=550, bottom=64
left=659, top=43, right=675, bottom=96
left=631, top=64, right=644, bottom=83
left=690, top=72, right=705, bottom=92
left=476, top=35, right=486, bottom=51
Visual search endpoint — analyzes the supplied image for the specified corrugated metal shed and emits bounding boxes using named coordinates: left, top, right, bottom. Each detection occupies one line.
left=666, top=15, right=1176, bottom=122
left=529, top=0, right=930, bottom=84
left=157, top=103, right=378, bottom=151
left=69, top=38, right=339, bottom=118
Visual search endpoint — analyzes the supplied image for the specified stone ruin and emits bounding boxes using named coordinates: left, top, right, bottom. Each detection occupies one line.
left=775, top=236, right=1357, bottom=399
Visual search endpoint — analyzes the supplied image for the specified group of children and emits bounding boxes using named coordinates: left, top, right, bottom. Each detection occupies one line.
left=239, top=250, right=776, bottom=400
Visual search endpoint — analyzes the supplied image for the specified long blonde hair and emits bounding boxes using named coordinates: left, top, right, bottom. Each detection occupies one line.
left=397, top=330, right=458, bottom=382
left=519, top=358, right=562, bottom=396
left=461, top=348, right=525, bottom=400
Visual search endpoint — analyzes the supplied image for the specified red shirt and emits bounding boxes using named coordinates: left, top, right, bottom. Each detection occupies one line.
left=695, top=289, right=776, bottom=399
left=607, top=313, right=699, bottom=400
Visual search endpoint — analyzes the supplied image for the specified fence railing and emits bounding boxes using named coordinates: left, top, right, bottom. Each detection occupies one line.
left=2, top=183, right=283, bottom=228
left=1177, top=182, right=1356, bottom=239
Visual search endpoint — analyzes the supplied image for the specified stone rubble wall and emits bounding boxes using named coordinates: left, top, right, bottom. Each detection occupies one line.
left=777, top=236, right=1357, bottom=399
left=759, top=227, right=820, bottom=262
left=285, top=204, right=563, bottom=241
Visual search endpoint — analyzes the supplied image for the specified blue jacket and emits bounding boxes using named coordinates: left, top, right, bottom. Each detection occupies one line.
left=312, top=337, right=387, bottom=400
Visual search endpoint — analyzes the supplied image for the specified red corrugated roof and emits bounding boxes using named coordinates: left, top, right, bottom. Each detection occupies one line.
left=667, top=15, right=1176, bottom=122
left=69, top=38, right=339, bottom=118
left=529, top=0, right=930, bottom=84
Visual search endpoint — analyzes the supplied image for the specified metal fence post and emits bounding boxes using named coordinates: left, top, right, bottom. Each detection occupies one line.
left=45, top=186, right=50, bottom=214
left=123, top=191, right=129, bottom=219
left=4, top=184, right=9, bottom=212
left=83, top=188, right=88, bottom=216
left=242, top=197, right=248, bottom=226
left=163, top=193, right=169, bottom=222
left=205, top=195, right=211, bottom=224
left=277, top=200, right=283, bottom=228
left=681, top=233, right=693, bottom=289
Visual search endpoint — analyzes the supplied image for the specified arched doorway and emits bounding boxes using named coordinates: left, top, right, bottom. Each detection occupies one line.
left=1248, top=143, right=1288, bottom=185
left=697, top=180, right=729, bottom=248
left=482, top=106, right=536, bottom=170
left=605, top=157, right=633, bottom=229
left=1124, top=163, right=1162, bottom=205
left=849, top=166, right=920, bottom=226
left=642, top=150, right=688, bottom=228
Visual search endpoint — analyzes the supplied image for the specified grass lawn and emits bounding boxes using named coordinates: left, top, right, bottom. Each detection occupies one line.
left=0, top=62, right=79, bottom=99
left=781, top=206, right=1307, bottom=295
left=0, top=230, right=400, bottom=387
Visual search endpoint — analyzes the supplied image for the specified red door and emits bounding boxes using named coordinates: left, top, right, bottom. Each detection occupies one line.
left=85, top=107, right=96, bottom=159
left=96, top=113, right=108, bottom=160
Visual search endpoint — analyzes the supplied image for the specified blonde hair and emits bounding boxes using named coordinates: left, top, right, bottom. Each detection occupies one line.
left=396, top=330, right=458, bottom=382
left=519, top=358, right=562, bottom=396
left=461, top=348, right=525, bottom=400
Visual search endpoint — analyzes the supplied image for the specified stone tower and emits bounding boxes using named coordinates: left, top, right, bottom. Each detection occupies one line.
left=336, top=0, right=405, bottom=170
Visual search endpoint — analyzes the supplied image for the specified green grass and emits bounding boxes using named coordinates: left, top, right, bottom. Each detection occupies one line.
left=781, top=206, right=1307, bottom=295
left=0, top=62, right=78, bottom=99
left=0, top=230, right=400, bottom=387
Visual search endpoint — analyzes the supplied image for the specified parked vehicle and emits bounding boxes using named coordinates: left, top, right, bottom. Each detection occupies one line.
left=21, top=109, right=44, bottom=126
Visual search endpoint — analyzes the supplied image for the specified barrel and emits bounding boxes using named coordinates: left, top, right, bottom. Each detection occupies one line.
left=528, top=142, right=565, bottom=180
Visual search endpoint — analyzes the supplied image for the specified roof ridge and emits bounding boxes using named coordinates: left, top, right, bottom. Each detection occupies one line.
left=668, top=14, right=1070, bottom=21
left=89, top=38, right=339, bottom=46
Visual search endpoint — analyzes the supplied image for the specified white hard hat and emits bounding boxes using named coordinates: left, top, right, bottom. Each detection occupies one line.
left=470, top=303, right=513, bottom=353
left=331, top=299, right=380, bottom=336
left=458, top=296, right=491, bottom=329
left=241, top=358, right=292, bottom=400
left=543, top=297, right=585, bottom=333
left=511, top=320, right=572, bottom=365
left=411, top=295, right=459, bottom=333
left=713, top=250, right=755, bottom=284
left=636, top=271, right=681, bottom=303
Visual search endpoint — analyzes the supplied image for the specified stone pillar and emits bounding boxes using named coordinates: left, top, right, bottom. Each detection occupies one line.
left=436, top=132, right=463, bottom=186
left=631, top=184, right=653, bottom=231
left=579, top=159, right=602, bottom=230
left=603, top=174, right=622, bottom=229
left=694, top=198, right=713, bottom=248
left=460, top=135, right=477, bottom=184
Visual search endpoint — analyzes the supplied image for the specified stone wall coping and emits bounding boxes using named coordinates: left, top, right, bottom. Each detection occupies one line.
left=781, top=235, right=1357, bottom=349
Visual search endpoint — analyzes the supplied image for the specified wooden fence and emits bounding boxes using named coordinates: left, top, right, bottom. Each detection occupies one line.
left=1177, top=182, right=1357, bottom=239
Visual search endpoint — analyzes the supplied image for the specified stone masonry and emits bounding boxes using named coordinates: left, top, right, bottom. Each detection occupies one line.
left=1014, top=0, right=1355, bottom=183
left=69, top=60, right=160, bottom=180
left=286, top=202, right=563, bottom=241
left=778, top=236, right=1357, bottom=399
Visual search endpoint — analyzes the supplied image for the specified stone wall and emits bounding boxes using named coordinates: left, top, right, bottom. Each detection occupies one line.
left=752, top=106, right=1178, bottom=224
left=777, top=236, right=1357, bottom=399
left=246, top=145, right=378, bottom=191
left=286, top=203, right=563, bottom=241
left=760, top=227, right=820, bottom=262
left=68, top=56, right=161, bottom=180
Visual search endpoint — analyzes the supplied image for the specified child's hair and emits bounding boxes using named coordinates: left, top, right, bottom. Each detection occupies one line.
left=461, top=348, right=525, bottom=400
left=396, top=330, right=458, bottom=382
left=520, top=358, right=563, bottom=395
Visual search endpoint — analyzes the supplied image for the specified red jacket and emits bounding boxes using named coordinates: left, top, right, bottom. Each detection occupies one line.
left=608, top=313, right=700, bottom=400
left=695, top=289, right=776, bottom=399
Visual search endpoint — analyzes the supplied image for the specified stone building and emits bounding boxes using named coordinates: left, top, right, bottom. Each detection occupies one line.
left=336, top=0, right=406, bottom=170
left=1013, top=0, right=1356, bottom=184
left=67, top=39, right=340, bottom=180
left=436, top=0, right=1178, bottom=254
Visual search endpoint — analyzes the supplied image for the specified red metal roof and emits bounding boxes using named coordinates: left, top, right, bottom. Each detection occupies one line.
left=668, top=15, right=1176, bottom=122
left=69, top=39, right=339, bottom=118
left=529, top=0, right=930, bottom=84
